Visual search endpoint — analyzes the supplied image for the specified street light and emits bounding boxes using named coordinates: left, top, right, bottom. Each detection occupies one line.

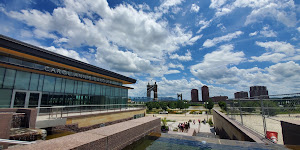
left=205, top=102, right=208, bottom=121
left=184, top=101, right=187, bottom=116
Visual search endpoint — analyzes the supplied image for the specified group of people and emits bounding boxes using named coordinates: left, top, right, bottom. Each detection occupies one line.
left=177, top=119, right=204, bottom=132
left=178, top=122, right=190, bottom=132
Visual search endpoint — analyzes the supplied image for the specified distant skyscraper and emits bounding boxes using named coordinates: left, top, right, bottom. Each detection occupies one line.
left=249, top=86, right=269, bottom=99
left=234, top=91, right=248, bottom=99
left=191, top=89, right=199, bottom=102
left=211, top=96, right=228, bottom=102
left=201, top=86, right=209, bottom=102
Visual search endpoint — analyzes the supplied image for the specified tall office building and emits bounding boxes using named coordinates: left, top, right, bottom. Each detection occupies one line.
left=191, top=89, right=199, bottom=102
left=234, top=91, right=248, bottom=99
left=211, top=96, right=228, bottom=102
left=201, top=85, right=209, bottom=102
left=249, top=86, right=269, bottom=99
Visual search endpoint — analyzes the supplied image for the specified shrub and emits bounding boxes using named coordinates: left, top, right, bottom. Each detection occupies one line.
left=218, top=101, right=227, bottom=111
left=161, top=117, right=169, bottom=132
left=208, top=117, right=213, bottom=127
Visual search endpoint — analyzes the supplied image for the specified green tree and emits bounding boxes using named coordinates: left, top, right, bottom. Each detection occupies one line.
left=160, top=102, right=168, bottom=111
left=153, top=102, right=160, bottom=109
left=168, top=101, right=176, bottom=109
left=207, top=99, right=214, bottom=114
left=146, top=102, right=153, bottom=110
left=184, top=102, right=189, bottom=109
left=177, top=100, right=185, bottom=110
left=241, top=101, right=259, bottom=113
left=218, top=101, right=227, bottom=111
left=264, top=101, right=279, bottom=116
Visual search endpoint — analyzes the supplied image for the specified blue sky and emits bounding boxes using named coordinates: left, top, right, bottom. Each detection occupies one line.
left=0, top=0, right=299, bottom=99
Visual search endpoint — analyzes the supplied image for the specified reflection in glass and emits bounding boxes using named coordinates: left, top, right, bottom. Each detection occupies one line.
left=3, top=69, right=16, bottom=89
left=14, top=71, right=30, bottom=90
left=0, top=89, right=12, bottom=108
left=0, top=67, right=5, bottom=87
left=55, top=78, right=62, bottom=92
left=43, top=75, right=55, bottom=92
left=14, top=92, right=26, bottom=108
left=38, top=75, right=44, bottom=91
left=28, top=93, right=40, bottom=108
left=29, top=73, right=39, bottom=91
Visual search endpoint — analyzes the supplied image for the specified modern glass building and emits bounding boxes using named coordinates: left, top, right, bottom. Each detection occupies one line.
left=0, top=35, right=136, bottom=108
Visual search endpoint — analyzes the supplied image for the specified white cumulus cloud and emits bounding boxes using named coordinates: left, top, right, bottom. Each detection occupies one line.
left=203, top=31, right=243, bottom=48
left=169, top=50, right=192, bottom=61
left=191, top=4, right=200, bottom=12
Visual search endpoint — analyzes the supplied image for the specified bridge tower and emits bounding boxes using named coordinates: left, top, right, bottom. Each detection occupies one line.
left=147, top=82, right=158, bottom=101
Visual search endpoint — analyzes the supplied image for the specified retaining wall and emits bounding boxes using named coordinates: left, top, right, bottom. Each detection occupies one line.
left=213, top=109, right=264, bottom=143
left=9, top=116, right=161, bottom=150
left=65, top=109, right=146, bottom=128
left=281, top=120, right=300, bottom=146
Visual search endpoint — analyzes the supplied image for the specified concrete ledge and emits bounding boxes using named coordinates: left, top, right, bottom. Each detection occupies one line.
left=9, top=117, right=161, bottom=150
left=36, top=118, right=67, bottom=129
left=213, top=109, right=265, bottom=143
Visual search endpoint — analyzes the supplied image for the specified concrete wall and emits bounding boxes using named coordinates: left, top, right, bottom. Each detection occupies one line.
left=9, top=117, right=161, bottom=150
left=213, top=109, right=264, bottom=143
left=0, top=108, right=37, bottom=128
left=65, top=109, right=146, bottom=128
left=281, top=120, right=300, bottom=145
left=0, top=113, right=13, bottom=149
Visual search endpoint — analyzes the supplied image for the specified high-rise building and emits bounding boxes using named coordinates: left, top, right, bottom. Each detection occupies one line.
left=201, top=85, right=209, bottom=102
left=211, top=96, right=228, bottom=102
left=191, top=89, right=199, bottom=102
left=249, top=86, right=269, bottom=99
left=234, top=91, right=248, bottom=99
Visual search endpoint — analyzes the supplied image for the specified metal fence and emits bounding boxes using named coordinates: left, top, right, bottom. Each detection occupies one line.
left=37, top=104, right=146, bottom=119
left=225, top=93, right=300, bottom=144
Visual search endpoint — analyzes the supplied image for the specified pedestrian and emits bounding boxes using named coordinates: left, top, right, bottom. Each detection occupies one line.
left=185, top=122, right=188, bottom=132
left=187, top=122, right=190, bottom=129
left=193, top=119, right=195, bottom=125
left=198, top=119, right=200, bottom=124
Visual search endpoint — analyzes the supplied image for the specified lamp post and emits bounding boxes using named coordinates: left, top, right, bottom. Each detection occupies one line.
left=184, top=101, right=187, bottom=116
left=206, top=102, right=208, bottom=121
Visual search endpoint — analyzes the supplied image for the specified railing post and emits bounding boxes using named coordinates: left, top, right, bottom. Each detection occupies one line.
left=232, top=100, right=235, bottom=119
left=48, top=108, right=51, bottom=119
left=261, top=96, right=267, bottom=137
left=238, top=98, right=243, bottom=125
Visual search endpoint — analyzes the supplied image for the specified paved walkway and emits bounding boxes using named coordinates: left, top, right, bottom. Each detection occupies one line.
left=159, top=113, right=214, bottom=136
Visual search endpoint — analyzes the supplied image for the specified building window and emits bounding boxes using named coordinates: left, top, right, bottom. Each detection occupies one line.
left=0, top=89, right=12, bottom=108
left=29, top=73, right=39, bottom=91
left=55, top=78, right=62, bottom=93
left=0, top=67, right=5, bottom=88
left=43, top=75, right=55, bottom=92
left=14, top=70, right=31, bottom=90
left=3, top=69, right=16, bottom=89
left=65, top=79, right=74, bottom=94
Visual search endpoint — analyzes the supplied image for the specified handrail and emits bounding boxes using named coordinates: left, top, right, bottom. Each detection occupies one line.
left=36, top=104, right=146, bottom=119
left=36, top=104, right=145, bottom=109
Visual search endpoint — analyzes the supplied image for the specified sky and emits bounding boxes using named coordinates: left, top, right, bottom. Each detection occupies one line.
left=0, top=0, right=299, bottom=100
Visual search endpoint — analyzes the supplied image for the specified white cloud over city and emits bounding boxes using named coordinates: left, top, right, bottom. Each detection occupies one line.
left=1, top=0, right=299, bottom=99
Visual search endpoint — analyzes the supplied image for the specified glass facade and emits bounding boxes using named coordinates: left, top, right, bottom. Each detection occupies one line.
left=0, top=66, right=128, bottom=108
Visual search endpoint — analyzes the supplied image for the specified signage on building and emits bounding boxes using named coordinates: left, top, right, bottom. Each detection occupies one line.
left=44, top=66, right=114, bottom=85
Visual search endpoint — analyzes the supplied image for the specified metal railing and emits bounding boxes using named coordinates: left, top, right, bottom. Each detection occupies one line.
left=37, top=104, right=146, bottom=119
left=225, top=93, right=300, bottom=144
